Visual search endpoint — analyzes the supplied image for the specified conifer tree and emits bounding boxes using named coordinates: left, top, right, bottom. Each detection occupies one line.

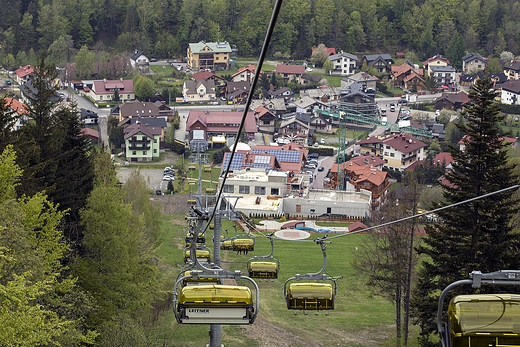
left=411, top=78, right=520, bottom=346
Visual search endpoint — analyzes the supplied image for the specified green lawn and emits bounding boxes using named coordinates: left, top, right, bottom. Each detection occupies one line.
left=148, top=213, right=420, bottom=346
left=315, top=221, right=353, bottom=227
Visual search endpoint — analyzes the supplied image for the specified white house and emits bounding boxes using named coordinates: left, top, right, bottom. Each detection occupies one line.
left=327, top=51, right=358, bottom=76
left=129, top=50, right=149, bottom=69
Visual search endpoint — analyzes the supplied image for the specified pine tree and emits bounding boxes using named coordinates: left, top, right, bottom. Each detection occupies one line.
left=411, top=78, right=520, bottom=346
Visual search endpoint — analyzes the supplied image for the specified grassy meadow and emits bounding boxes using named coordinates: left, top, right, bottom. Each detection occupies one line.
left=148, top=214, right=421, bottom=346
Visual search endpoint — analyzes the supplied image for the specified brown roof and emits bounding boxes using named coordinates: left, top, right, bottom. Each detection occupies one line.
left=92, top=79, right=134, bottom=95
left=358, top=133, right=426, bottom=154
left=433, top=152, right=454, bottom=166
left=231, top=64, right=260, bottom=78
left=191, top=70, right=224, bottom=81
left=81, top=127, right=99, bottom=138
left=348, top=221, right=368, bottom=233
left=123, top=122, right=159, bottom=140
left=437, top=91, right=470, bottom=105
left=275, top=64, right=305, bottom=75
left=120, top=100, right=161, bottom=118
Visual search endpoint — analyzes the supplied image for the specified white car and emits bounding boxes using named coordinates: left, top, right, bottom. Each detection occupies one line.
left=306, top=67, right=313, bottom=72
left=163, top=175, right=175, bottom=181
left=320, top=138, right=325, bottom=144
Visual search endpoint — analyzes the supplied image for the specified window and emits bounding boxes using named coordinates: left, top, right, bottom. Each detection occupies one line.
left=155, top=139, right=158, bottom=143
left=327, top=207, right=332, bottom=213
left=154, top=149, right=157, bottom=153
left=223, top=185, right=234, bottom=193
left=143, top=151, right=147, bottom=155
left=255, top=186, right=266, bottom=195
left=263, top=120, right=270, bottom=125
left=390, top=153, right=395, bottom=157
left=239, top=186, right=250, bottom=194
left=132, top=151, right=136, bottom=155
left=271, top=188, right=279, bottom=195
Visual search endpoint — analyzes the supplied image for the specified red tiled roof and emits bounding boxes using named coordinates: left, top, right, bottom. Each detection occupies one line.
left=14, top=65, right=34, bottom=78
left=3, top=97, right=28, bottom=115
left=186, top=110, right=257, bottom=134
left=348, top=221, right=368, bottom=232
left=433, top=152, right=454, bottom=166
left=231, top=64, right=260, bottom=78
left=423, top=55, right=450, bottom=66
left=311, top=47, right=336, bottom=56
left=81, top=127, right=99, bottom=138
left=191, top=70, right=223, bottom=81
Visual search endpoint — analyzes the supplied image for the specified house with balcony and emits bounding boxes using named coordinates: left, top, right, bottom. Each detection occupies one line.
left=327, top=51, right=358, bottom=76
left=129, top=50, right=149, bottom=70
left=462, top=53, right=488, bottom=73
left=187, top=41, right=232, bottom=71
left=357, top=133, right=426, bottom=172
left=254, top=105, right=277, bottom=134
left=186, top=110, right=257, bottom=140
left=191, top=70, right=226, bottom=87
left=341, top=72, right=377, bottom=91
left=391, top=61, right=425, bottom=90
left=278, top=113, right=311, bottom=144
left=288, top=95, right=328, bottom=114
left=250, top=99, right=287, bottom=116
left=430, top=65, right=456, bottom=89
left=225, top=81, right=250, bottom=103
left=3, top=97, right=29, bottom=130
left=123, top=122, right=160, bottom=162
left=182, top=79, right=216, bottom=102
left=14, top=65, right=35, bottom=84
left=504, top=61, right=520, bottom=80
left=231, top=64, right=260, bottom=83
left=331, top=158, right=389, bottom=209
left=500, top=79, right=520, bottom=105
left=360, top=54, right=394, bottom=73
left=423, top=55, right=450, bottom=75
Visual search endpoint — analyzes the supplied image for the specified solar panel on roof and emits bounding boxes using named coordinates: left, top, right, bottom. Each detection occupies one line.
left=254, top=156, right=271, bottom=164
left=251, top=149, right=300, bottom=163
left=216, top=44, right=227, bottom=48
left=222, top=153, right=244, bottom=171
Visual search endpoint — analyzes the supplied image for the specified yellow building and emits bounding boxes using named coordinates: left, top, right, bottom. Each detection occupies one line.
left=187, top=41, right=232, bottom=71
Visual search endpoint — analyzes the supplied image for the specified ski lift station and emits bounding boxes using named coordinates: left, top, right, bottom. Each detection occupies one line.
left=219, top=168, right=371, bottom=218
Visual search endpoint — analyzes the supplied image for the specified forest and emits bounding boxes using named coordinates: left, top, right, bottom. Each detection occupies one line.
left=1, top=0, right=520, bottom=69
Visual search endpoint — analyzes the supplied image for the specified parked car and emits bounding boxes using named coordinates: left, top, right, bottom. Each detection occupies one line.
left=320, top=138, right=325, bottom=144
left=314, top=142, right=319, bottom=147
left=318, top=166, right=324, bottom=172
left=308, top=152, right=319, bottom=159
left=5, top=80, right=11, bottom=85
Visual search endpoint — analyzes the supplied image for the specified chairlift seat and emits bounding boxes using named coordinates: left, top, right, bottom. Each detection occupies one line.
left=286, top=283, right=334, bottom=310
left=448, top=294, right=520, bottom=347
left=184, top=249, right=211, bottom=264
left=177, top=285, right=254, bottom=324
left=181, top=271, right=222, bottom=287
left=221, top=240, right=233, bottom=250
left=233, top=238, right=255, bottom=252
left=248, top=261, right=278, bottom=279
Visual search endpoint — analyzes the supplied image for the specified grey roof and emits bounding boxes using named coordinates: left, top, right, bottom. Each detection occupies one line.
left=19, top=78, right=61, bottom=102
left=289, top=96, right=327, bottom=109
left=130, top=50, right=146, bottom=61
left=184, top=79, right=215, bottom=95
left=363, top=54, right=393, bottom=62
left=404, top=58, right=414, bottom=67
left=431, top=65, right=455, bottom=73
left=343, top=72, right=377, bottom=83
left=301, top=74, right=323, bottom=83
left=129, top=117, right=167, bottom=128
left=462, top=53, right=485, bottom=62
left=328, top=51, right=358, bottom=61
left=500, top=79, right=520, bottom=93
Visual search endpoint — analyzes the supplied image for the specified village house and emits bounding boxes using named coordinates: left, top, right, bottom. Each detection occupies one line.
left=504, top=60, right=520, bottom=80
left=187, top=41, right=232, bottom=71
left=430, top=65, right=456, bottom=89
left=129, top=50, right=149, bottom=70
left=500, top=79, right=520, bottom=105
left=391, top=60, right=425, bottom=90
left=330, top=155, right=389, bottom=209
left=278, top=113, right=312, bottom=143
left=250, top=99, right=287, bottom=116
left=191, top=70, right=226, bottom=87
left=275, top=64, right=305, bottom=83
left=186, top=110, right=257, bottom=141
left=14, top=65, right=35, bottom=84
left=123, top=122, right=161, bottom=162
left=357, top=133, right=427, bottom=172
left=3, top=97, right=29, bottom=130
left=89, top=79, right=134, bottom=103
left=341, top=72, right=377, bottom=91
left=182, top=79, right=216, bottom=102
left=423, top=55, right=450, bottom=75
left=225, top=81, right=250, bottom=103
left=288, top=95, right=328, bottom=114
left=327, top=51, right=358, bottom=76
left=435, top=92, right=470, bottom=110
left=360, top=54, right=394, bottom=73
left=253, top=105, right=277, bottom=134
left=231, top=64, right=260, bottom=83
left=462, top=53, right=488, bottom=73
left=300, top=86, right=342, bottom=102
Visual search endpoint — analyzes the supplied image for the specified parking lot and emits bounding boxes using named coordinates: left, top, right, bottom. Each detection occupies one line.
left=117, top=168, right=174, bottom=192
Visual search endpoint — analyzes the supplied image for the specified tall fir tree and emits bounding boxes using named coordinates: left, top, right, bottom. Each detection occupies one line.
left=411, top=78, right=520, bottom=346
left=13, top=54, right=94, bottom=252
